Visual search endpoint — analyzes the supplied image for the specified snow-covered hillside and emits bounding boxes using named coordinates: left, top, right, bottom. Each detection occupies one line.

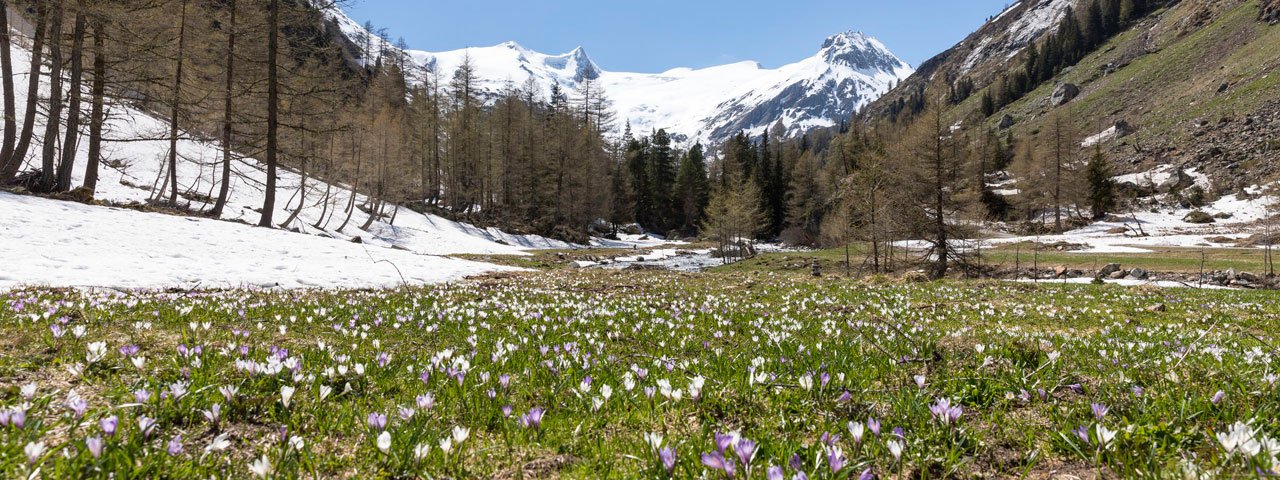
left=327, top=9, right=913, bottom=145
left=0, top=43, right=596, bottom=290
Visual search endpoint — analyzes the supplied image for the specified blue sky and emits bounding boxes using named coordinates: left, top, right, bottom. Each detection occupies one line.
left=342, top=0, right=1015, bottom=72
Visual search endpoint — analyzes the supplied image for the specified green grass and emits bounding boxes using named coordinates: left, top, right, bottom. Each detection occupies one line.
left=715, top=242, right=1275, bottom=275
left=3, top=271, right=1280, bottom=478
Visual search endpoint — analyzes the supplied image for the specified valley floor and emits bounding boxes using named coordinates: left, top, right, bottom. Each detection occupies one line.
left=2, top=270, right=1279, bottom=478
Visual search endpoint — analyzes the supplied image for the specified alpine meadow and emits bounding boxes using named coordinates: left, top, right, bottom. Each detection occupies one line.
left=2, top=0, right=1280, bottom=478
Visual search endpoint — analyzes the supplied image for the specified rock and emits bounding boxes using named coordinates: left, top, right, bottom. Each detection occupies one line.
left=1238, top=271, right=1261, bottom=283
left=1051, top=83, right=1080, bottom=106
left=1128, top=268, right=1150, bottom=280
left=1109, top=270, right=1128, bottom=280
left=1113, top=119, right=1136, bottom=138
left=350, top=236, right=363, bottom=244
left=1183, top=211, right=1216, bottom=224
left=569, top=261, right=597, bottom=269
left=1226, top=268, right=1238, bottom=281
left=1054, top=265, right=1068, bottom=278
left=622, top=224, right=644, bottom=235
left=1158, top=168, right=1194, bottom=194
left=998, top=114, right=1016, bottom=129
left=1145, top=304, right=1167, bottom=313
left=1099, top=263, right=1122, bottom=278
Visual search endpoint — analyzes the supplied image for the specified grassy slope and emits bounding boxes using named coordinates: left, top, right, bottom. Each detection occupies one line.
left=973, top=0, right=1280, bottom=173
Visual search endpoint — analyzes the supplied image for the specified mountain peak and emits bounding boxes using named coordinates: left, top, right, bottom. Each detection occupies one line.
left=822, top=30, right=872, bottom=50
left=818, top=30, right=907, bottom=72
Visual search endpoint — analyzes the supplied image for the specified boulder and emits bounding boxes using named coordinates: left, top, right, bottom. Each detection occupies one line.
left=998, top=114, right=1016, bottom=129
left=1183, top=211, right=1216, bottom=224
left=1158, top=168, right=1195, bottom=194
left=1051, top=83, right=1080, bottom=106
left=1113, top=120, right=1136, bottom=138
left=1099, top=263, right=1122, bottom=278
left=1054, top=265, right=1068, bottom=278
left=1109, top=270, right=1128, bottom=280
left=1127, top=268, right=1150, bottom=280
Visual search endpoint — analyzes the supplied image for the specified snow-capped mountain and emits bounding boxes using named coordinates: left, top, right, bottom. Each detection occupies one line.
left=327, top=9, right=912, bottom=145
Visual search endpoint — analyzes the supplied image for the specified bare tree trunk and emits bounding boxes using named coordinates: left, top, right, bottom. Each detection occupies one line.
left=210, top=0, right=235, bottom=216
left=259, top=0, right=278, bottom=227
left=38, top=0, right=66, bottom=192
left=0, top=0, right=16, bottom=168
left=165, top=0, right=188, bottom=204
left=1, top=3, right=46, bottom=183
left=280, top=126, right=309, bottom=228
left=83, top=18, right=104, bottom=194
left=55, top=5, right=86, bottom=192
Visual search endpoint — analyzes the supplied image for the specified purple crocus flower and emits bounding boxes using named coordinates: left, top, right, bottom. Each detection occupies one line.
left=137, top=416, right=157, bottom=438
left=859, top=467, right=875, bottom=480
left=1132, top=386, right=1145, bottom=398
left=930, top=398, right=963, bottom=425
left=827, top=447, right=845, bottom=472
left=1091, top=403, right=1108, bottom=420
left=1073, top=425, right=1090, bottom=445
left=9, top=409, right=26, bottom=429
left=701, top=451, right=735, bottom=478
left=659, top=446, right=677, bottom=474
left=520, top=407, right=545, bottom=430
left=714, top=432, right=736, bottom=454
left=1212, top=390, right=1226, bottom=405
left=735, top=438, right=756, bottom=467
left=793, top=472, right=810, bottom=480
left=502, top=405, right=513, bottom=418
left=767, top=465, right=785, bottom=480
left=868, top=417, right=881, bottom=436
left=837, top=390, right=852, bottom=403
left=367, top=412, right=387, bottom=431
left=167, top=435, right=183, bottom=456
left=67, top=397, right=89, bottom=419
left=100, top=416, right=118, bottom=436
left=86, top=437, right=104, bottom=458
left=789, top=453, right=804, bottom=471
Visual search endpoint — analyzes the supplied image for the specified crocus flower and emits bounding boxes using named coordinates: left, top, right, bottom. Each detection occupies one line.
left=138, top=416, right=157, bottom=438
left=101, top=416, right=118, bottom=436
left=701, top=451, right=735, bottom=478
left=520, top=407, right=545, bottom=430
left=659, top=446, right=677, bottom=474
left=735, top=438, right=757, bottom=467
left=249, top=454, right=272, bottom=478
left=24, top=442, right=45, bottom=465
left=167, top=435, right=184, bottom=456
left=886, top=440, right=903, bottom=461
left=1090, top=403, right=1108, bottom=420
left=1212, top=390, right=1226, bottom=405
left=767, top=465, right=784, bottom=480
left=367, top=412, right=387, bottom=431
left=86, top=437, right=104, bottom=458
left=848, top=421, right=865, bottom=445
left=1095, top=424, right=1117, bottom=449
left=376, top=431, right=392, bottom=453
left=827, top=446, right=844, bottom=472
left=868, top=417, right=881, bottom=436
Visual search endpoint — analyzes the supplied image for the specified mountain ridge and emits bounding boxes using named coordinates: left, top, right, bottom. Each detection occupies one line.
left=326, top=7, right=913, bottom=145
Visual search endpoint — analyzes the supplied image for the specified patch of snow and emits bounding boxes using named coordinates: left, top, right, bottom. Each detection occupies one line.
left=0, top=42, right=588, bottom=290
left=1082, top=126, right=1119, bottom=148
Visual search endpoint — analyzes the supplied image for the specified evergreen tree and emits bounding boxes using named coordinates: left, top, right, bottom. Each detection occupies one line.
left=1086, top=146, right=1117, bottom=219
left=644, top=129, right=677, bottom=232
left=672, top=144, right=710, bottom=235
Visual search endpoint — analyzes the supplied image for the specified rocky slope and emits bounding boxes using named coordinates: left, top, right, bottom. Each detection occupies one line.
left=868, top=0, right=1280, bottom=204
